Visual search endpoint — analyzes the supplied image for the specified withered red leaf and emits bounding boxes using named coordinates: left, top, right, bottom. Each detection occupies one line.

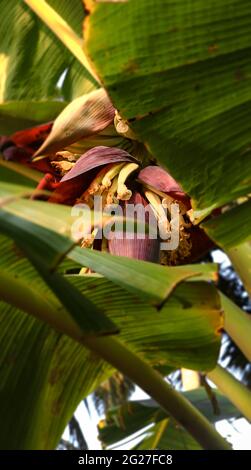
left=11, top=122, right=53, bottom=153
left=48, top=175, right=88, bottom=205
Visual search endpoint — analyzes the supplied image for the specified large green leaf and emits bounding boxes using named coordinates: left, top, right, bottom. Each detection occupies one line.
left=0, top=179, right=225, bottom=449
left=0, top=225, right=221, bottom=372
left=98, top=388, right=240, bottom=449
left=0, top=181, right=218, bottom=305
left=0, top=101, right=66, bottom=134
left=0, top=230, right=222, bottom=371
left=0, top=232, right=113, bottom=449
left=0, top=300, right=111, bottom=450
left=0, top=0, right=97, bottom=133
left=0, top=211, right=118, bottom=335
left=7, top=210, right=219, bottom=306
left=4, top=198, right=74, bottom=238
left=69, top=275, right=222, bottom=370
left=0, top=157, right=43, bottom=185
left=0, top=178, right=84, bottom=237
left=85, top=0, right=251, bottom=214
left=202, top=200, right=251, bottom=249
left=0, top=184, right=222, bottom=365
left=0, top=178, right=36, bottom=197
left=0, top=231, right=222, bottom=448
left=70, top=247, right=218, bottom=305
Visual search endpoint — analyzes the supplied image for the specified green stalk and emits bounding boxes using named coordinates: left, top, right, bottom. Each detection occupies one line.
left=220, top=292, right=251, bottom=362
left=227, top=242, right=251, bottom=297
left=150, top=418, right=169, bottom=449
left=0, top=274, right=230, bottom=450
left=208, top=365, right=251, bottom=421
left=0, top=272, right=82, bottom=341
left=84, top=336, right=230, bottom=450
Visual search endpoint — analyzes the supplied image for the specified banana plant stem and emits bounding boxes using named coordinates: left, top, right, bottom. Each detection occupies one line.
left=227, top=243, right=251, bottom=297
left=208, top=365, right=251, bottom=422
left=220, top=292, right=251, bottom=362
left=85, top=336, right=231, bottom=450
left=0, top=264, right=230, bottom=449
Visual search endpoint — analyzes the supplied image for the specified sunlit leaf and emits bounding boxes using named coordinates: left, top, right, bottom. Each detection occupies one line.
left=0, top=300, right=111, bottom=449
left=0, top=0, right=98, bottom=133
left=85, top=0, right=251, bottom=215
